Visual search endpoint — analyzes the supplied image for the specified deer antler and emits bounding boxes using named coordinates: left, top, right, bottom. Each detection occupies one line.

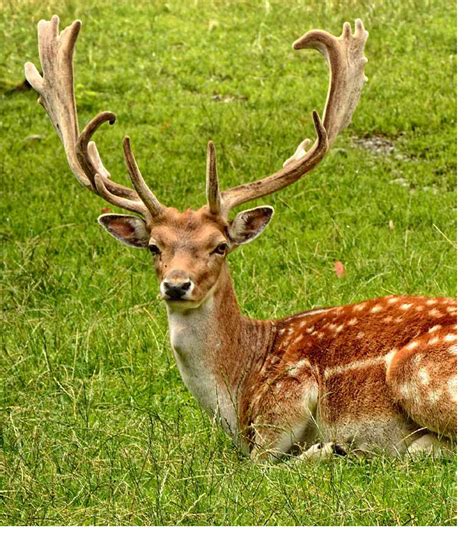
left=211, top=19, right=368, bottom=216
left=24, top=16, right=162, bottom=219
left=25, top=16, right=367, bottom=223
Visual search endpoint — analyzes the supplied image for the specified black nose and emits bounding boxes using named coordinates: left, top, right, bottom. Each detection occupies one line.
left=163, top=280, right=192, bottom=300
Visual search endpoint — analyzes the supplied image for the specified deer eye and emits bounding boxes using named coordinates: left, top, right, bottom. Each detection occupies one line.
left=213, top=243, right=228, bottom=256
left=149, top=243, right=161, bottom=256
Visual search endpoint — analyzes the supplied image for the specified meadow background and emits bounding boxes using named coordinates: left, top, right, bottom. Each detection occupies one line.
left=1, top=0, right=456, bottom=526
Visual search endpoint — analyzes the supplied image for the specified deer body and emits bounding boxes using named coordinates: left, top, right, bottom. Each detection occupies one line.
left=164, top=253, right=456, bottom=459
left=25, top=16, right=456, bottom=461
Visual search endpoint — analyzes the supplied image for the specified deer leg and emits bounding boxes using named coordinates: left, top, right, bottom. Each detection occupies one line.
left=386, top=324, right=457, bottom=441
left=406, top=433, right=451, bottom=457
left=249, top=418, right=311, bottom=462
left=247, top=381, right=321, bottom=461
left=249, top=414, right=347, bottom=463
left=295, top=441, right=348, bottom=463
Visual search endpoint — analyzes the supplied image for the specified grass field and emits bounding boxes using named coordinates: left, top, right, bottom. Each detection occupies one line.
left=1, top=0, right=456, bottom=526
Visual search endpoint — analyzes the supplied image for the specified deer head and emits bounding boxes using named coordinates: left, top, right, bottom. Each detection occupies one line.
left=25, top=16, right=368, bottom=310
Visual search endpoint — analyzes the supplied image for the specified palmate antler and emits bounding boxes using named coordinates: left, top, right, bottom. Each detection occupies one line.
left=25, top=16, right=368, bottom=221
left=24, top=16, right=162, bottom=219
left=208, top=19, right=369, bottom=216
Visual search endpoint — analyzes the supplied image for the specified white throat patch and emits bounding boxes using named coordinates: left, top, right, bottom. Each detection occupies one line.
left=166, top=296, right=238, bottom=437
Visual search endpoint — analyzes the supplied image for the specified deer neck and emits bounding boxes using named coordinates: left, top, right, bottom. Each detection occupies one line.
left=165, top=263, right=274, bottom=440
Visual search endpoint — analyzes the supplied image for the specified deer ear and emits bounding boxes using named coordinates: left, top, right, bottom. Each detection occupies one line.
left=228, top=206, right=274, bottom=246
left=98, top=214, right=149, bottom=248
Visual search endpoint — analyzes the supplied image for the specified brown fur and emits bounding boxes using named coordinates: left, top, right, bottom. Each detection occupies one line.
left=87, top=206, right=460, bottom=459
left=230, top=294, right=456, bottom=456
left=166, top=256, right=457, bottom=458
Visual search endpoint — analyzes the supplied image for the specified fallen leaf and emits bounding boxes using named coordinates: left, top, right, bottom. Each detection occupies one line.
left=334, top=260, right=346, bottom=278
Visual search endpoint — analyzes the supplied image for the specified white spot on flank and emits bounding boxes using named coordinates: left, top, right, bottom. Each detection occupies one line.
left=371, top=304, right=383, bottom=313
left=429, top=325, right=442, bottom=333
left=348, top=317, right=358, bottom=326
left=407, top=341, right=419, bottom=351
left=382, top=316, right=394, bottom=323
left=399, top=383, right=412, bottom=398
left=293, top=307, right=336, bottom=319
left=418, top=368, right=430, bottom=385
left=426, top=299, right=437, bottom=306
left=394, top=316, right=404, bottom=323
left=447, top=305, right=457, bottom=313
left=428, top=336, right=440, bottom=345
left=387, top=297, right=400, bottom=304
left=415, top=305, right=424, bottom=311
left=413, top=353, right=423, bottom=365
left=354, top=303, right=367, bottom=312
left=444, top=333, right=457, bottom=343
left=324, top=357, right=382, bottom=378
left=429, top=309, right=443, bottom=318
left=306, top=326, right=315, bottom=334
left=356, top=331, right=365, bottom=339
left=294, top=334, right=304, bottom=344
left=400, top=303, right=413, bottom=311
left=384, top=349, right=398, bottom=368
left=428, top=390, right=441, bottom=404
left=335, top=324, right=344, bottom=333
left=447, top=376, right=457, bottom=402
left=449, top=345, right=457, bottom=355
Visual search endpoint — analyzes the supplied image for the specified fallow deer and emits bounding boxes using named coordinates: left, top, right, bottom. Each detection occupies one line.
left=25, top=16, right=457, bottom=461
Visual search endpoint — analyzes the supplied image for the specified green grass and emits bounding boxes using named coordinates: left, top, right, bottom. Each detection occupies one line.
left=1, top=0, right=456, bottom=526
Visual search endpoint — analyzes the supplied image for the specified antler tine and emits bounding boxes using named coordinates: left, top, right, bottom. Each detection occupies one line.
left=123, top=137, right=162, bottom=218
left=93, top=173, right=147, bottom=215
left=24, top=15, right=153, bottom=217
left=25, top=17, right=87, bottom=184
left=206, top=141, right=222, bottom=215
left=294, top=18, right=369, bottom=146
left=220, top=111, right=327, bottom=214
left=218, top=19, right=368, bottom=215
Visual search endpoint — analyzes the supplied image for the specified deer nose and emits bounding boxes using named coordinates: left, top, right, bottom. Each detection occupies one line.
left=162, top=279, right=192, bottom=300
